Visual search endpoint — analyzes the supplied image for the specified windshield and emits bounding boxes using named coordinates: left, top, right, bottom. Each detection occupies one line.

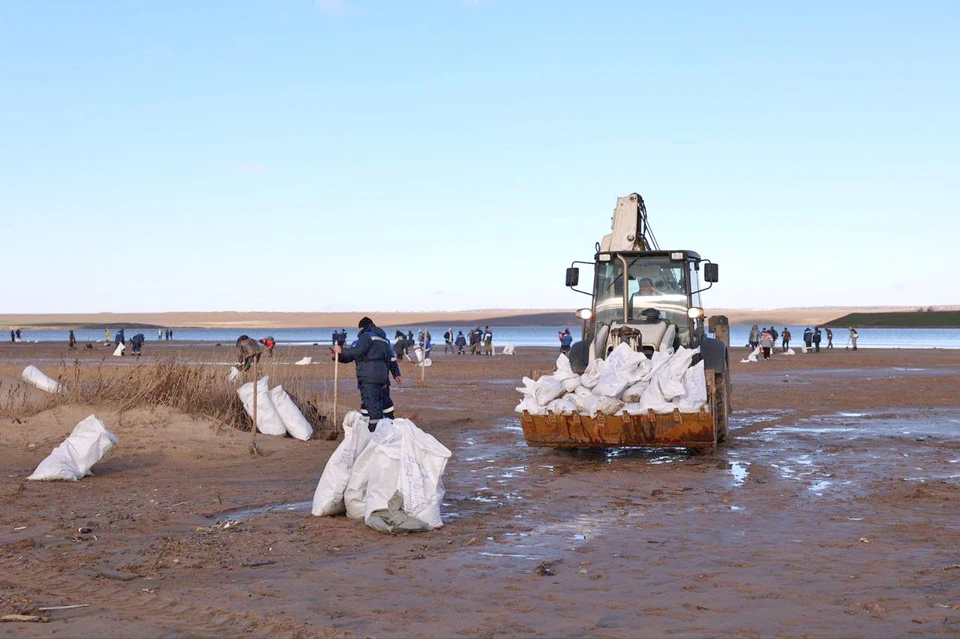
left=593, top=254, right=693, bottom=346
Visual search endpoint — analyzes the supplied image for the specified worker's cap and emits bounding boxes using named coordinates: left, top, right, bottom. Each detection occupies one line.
left=358, top=316, right=374, bottom=330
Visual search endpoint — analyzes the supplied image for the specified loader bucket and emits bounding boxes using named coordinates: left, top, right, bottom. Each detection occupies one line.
left=519, top=409, right=718, bottom=451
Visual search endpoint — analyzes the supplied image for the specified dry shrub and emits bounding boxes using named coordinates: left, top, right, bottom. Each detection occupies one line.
left=57, top=359, right=330, bottom=431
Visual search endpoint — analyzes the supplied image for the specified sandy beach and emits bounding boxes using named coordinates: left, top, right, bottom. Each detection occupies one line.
left=1, top=340, right=959, bottom=636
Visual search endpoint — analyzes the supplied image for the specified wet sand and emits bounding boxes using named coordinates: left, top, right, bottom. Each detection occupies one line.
left=1, top=342, right=960, bottom=636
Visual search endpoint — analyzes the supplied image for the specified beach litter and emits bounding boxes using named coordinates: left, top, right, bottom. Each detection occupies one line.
left=294, top=356, right=312, bottom=366
left=501, top=344, right=516, bottom=355
left=312, top=411, right=451, bottom=533
left=112, top=343, right=125, bottom=357
left=21, top=365, right=62, bottom=394
left=28, top=415, right=118, bottom=481
left=227, top=366, right=241, bottom=382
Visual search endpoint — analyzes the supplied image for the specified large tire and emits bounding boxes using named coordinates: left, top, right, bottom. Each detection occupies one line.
left=714, top=371, right=730, bottom=444
left=569, top=341, right=588, bottom=375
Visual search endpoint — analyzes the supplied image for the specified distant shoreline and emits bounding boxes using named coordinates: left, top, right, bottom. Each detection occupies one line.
left=3, top=306, right=958, bottom=330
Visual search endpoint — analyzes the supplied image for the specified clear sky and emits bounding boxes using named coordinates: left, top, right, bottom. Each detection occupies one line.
left=1, top=1, right=957, bottom=314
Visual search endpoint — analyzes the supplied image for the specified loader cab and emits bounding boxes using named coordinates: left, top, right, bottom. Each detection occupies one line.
left=571, top=250, right=717, bottom=364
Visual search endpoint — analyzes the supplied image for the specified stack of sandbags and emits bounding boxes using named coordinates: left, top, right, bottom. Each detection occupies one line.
left=237, top=376, right=313, bottom=440
left=515, top=344, right=707, bottom=417
left=28, top=415, right=118, bottom=481
left=312, top=412, right=451, bottom=534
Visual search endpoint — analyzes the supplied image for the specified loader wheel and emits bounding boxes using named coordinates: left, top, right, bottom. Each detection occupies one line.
left=714, top=371, right=729, bottom=444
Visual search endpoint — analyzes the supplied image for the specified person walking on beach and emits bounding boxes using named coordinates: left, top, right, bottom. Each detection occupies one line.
left=826, top=327, right=834, bottom=349
left=455, top=331, right=467, bottom=354
left=849, top=327, right=859, bottom=351
left=748, top=324, right=760, bottom=350
left=803, top=327, right=813, bottom=351
left=115, top=328, right=126, bottom=346
left=69, top=330, right=77, bottom=350
left=760, top=328, right=774, bottom=360
left=781, top=328, right=791, bottom=353
left=483, top=326, right=493, bottom=355
left=10, top=330, right=14, bottom=343
left=15, top=328, right=21, bottom=342
left=236, top=335, right=261, bottom=372
left=331, top=317, right=398, bottom=433
left=813, top=327, right=822, bottom=353
left=444, top=329, right=454, bottom=354
left=158, top=328, right=163, bottom=341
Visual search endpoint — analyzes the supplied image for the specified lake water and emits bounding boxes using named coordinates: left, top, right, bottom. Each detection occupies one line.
left=7, top=325, right=960, bottom=350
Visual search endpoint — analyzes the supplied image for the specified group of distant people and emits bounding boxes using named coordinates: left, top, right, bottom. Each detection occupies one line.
left=749, top=324, right=859, bottom=359
left=9, top=328, right=21, bottom=343
left=157, top=328, right=175, bottom=340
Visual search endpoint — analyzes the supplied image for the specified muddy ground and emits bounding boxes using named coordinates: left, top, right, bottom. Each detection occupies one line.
left=1, top=341, right=959, bottom=637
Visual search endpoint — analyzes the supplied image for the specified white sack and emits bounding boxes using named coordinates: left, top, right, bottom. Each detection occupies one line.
left=579, top=358, right=604, bottom=389
left=515, top=396, right=545, bottom=415
left=546, top=397, right=577, bottom=415
left=621, top=380, right=649, bottom=403
left=295, top=356, right=312, bottom=366
left=113, top=343, right=125, bottom=357
left=418, top=358, right=433, bottom=367
left=593, top=368, right=630, bottom=398
left=677, top=361, right=709, bottom=412
left=28, top=415, right=118, bottom=481
left=312, top=411, right=371, bottom=516
left=501, top=344, right=516, bottom=355
left=740, top=346, right=760, bottom=363
left=561, top=375, right=581, bottom=393
left=236, top=376, right=286, bottom=436
left=553, top=355, right=578, bottom=381
left=597, top=396, right=625, bottom=415
left=227, top=366, right=241, bottom=382
left=269, top=385, right=314, bottom=441
left=21, top=365, right=62, bottom=394
left=345, top=418, right=451, bottom=531
left=533, top=376, right=564, bottom=406
left=516, top=376, right=537, bottom=397
left=785, top=348, right=796, bottom=355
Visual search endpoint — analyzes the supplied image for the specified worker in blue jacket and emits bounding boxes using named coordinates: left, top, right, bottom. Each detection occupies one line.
left=332, top=317, right=402, bottom=432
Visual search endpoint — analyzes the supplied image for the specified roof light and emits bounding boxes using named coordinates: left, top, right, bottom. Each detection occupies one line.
left=576, top=308, right=593, bottom=320
left=687, top=307, right=704, bottom=319
left=670, top=252, right=684, bottom=261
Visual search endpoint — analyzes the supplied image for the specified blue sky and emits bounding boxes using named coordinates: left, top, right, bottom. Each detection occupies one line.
left=1, top=1, right=957, bottom=313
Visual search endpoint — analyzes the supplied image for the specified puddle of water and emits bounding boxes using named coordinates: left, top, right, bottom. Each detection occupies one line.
left=729, top=461, right=749, bottom=486
left=211, top=501, right=312, bottom=522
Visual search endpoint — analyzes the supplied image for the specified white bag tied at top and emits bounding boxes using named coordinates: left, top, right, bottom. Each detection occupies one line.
left=28, top=415, right=118, bottom=481
left=21, top=365, right=62, bottom=394
left=312, top=411, right=371, bottom=516
left=341, top=418, right=451, bottom=533
left=268, top=385, right=314, bottom=441
left=236, top=376, right=286, bottom=436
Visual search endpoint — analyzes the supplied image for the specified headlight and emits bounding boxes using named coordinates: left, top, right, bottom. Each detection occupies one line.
left=687, top=307, right=704, bottom=319
left=576, top=308, right=593, bottom=320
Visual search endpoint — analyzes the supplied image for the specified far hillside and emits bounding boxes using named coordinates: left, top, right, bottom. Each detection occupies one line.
left=827, top=310, right=960, bottom=328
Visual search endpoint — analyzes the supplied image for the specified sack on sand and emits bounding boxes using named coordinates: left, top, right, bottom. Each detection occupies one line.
left=236, top=376, right=286, bottom=436
left=113, top=343, right=125, bottom=357
left=313, top=411, right=371, bottom=516
left=28, top=415, right=118, bottom=481
left=269, top=385, right=314, bottom=441
left=294, top=356, right=312, bottom=366
left=343, top=418, right=451, bottom=532
left=21, top=365, right=62, bottom=394
left=501, top=344, right=516, bottom=355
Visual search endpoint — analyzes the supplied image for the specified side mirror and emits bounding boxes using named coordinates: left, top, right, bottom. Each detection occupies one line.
left=565, top=267, right=580, bottom=287
left=704, top=263, right=719, bottom=283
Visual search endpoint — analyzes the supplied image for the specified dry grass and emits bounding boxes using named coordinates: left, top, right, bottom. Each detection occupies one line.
left=2, top=357, right=334, bottom=435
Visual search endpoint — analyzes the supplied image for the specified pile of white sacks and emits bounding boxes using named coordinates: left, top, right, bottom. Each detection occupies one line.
left=516, top=343, right=708, bottom=417
left=236, top=376, right=313, bottom=441
left=312, top=411, right=451, bottom=534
